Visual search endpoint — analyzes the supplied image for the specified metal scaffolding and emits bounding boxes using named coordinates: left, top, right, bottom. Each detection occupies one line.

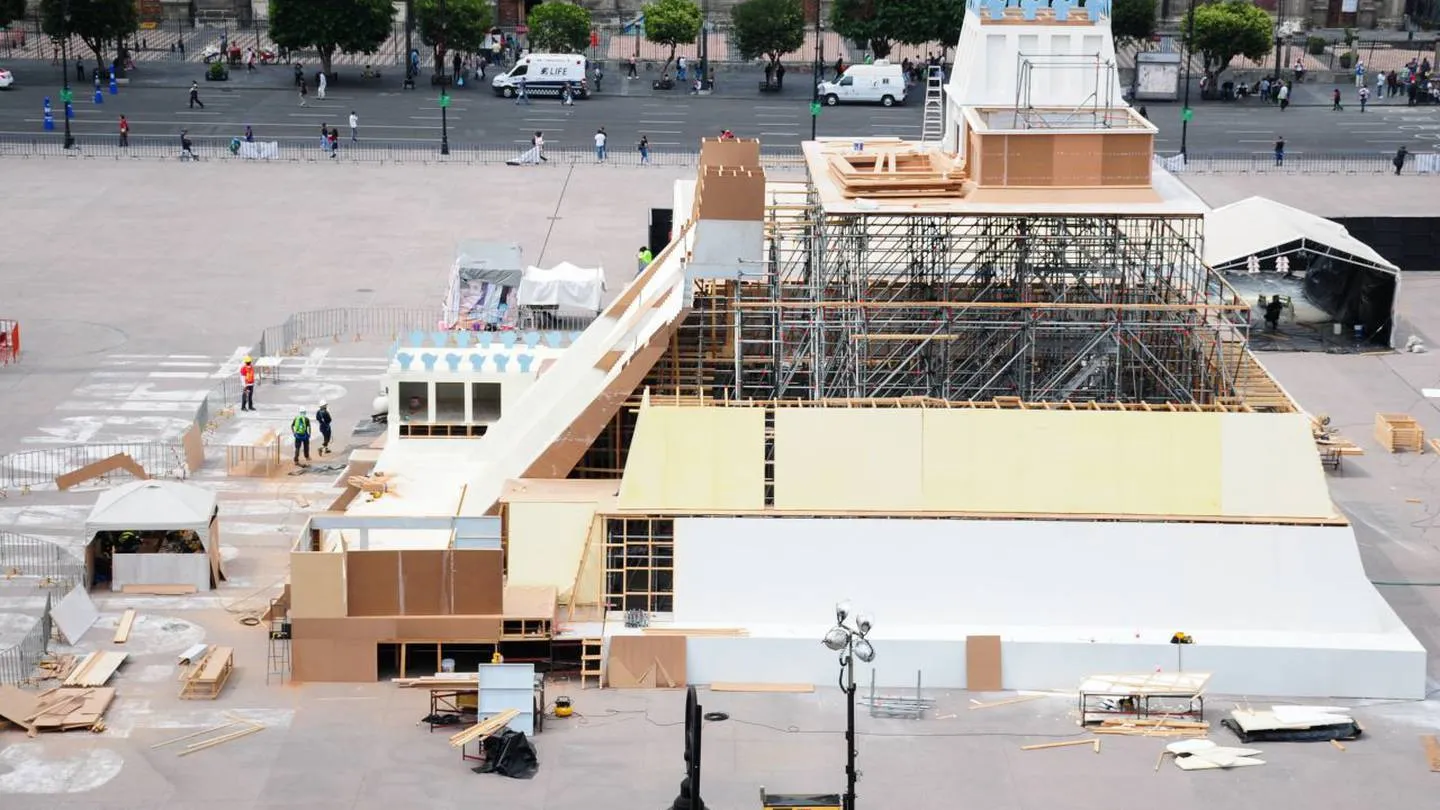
left=641, top=196, right=1253, bottom=408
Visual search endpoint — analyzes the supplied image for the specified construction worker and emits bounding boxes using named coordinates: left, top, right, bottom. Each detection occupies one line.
left=239, top=357, right=256, bottom=411
left=316, top=400, right=333, bottom=455
left=637, top=245, right=654, bottom=275
left=291, top=409, right=312, bottom=465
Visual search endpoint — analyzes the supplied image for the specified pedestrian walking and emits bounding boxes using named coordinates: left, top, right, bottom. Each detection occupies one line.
left=118, top=114, right=129, bottom=147
left=1332, top=87, right=1342, bottom=111
left=1359, top=85, right=1369, bottom=113
left=594, top=127, right=607, bottom=162
left=1273, top=135, right=1285, bottom=167
left=239, top=356, right=256, bottom=410
left=593, top=63, right=603, bottom=92
left=298, top=78, right=308, bottom=106
left=328, top=127, right=339, bottom=158
left=349, top=111, right=359, bottom=141
left=637, top=244, right=654, bottom=275
left=179, top=129, right=197, bottom=161
left=188, top=81, right=204, bottom=109
left=294, top=62, right=304, bottom=86
left=316, top=401, right=333, bottom=454
left=677, top=55, right=688, bottom=81
left=291, top=409, right=312, bottom=465
left=532, top=130, right=547, bottom=161
left=561, top=82, right=574, bottom=105
left=1394, top=145, right=1408, bottom=175
left=320, top=123, right=329, bottom=150
left=638, top=134, right=650, bottom=165
left=317, top=70, right=327, bottom=99
left=516, top=75, right=529, bottom=104
left=244, top=124, right=254, bottom=142
left=1277, top=81, right=1289, bottom=111
left=627, top=56, right=637, bottom=79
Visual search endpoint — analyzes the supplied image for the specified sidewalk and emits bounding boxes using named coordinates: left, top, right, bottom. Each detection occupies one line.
left=1148, top=75, right=1433, bottom=108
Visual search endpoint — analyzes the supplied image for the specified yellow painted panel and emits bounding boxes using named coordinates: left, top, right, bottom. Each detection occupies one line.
left=1220, top=413, right=1337, bottom=519
left=921, top=410, right=1224, bottom=516
left=774, top=409, right=924, bottom=511
left=289, top=551, right=346, bottom=618
left=619, top=406, right=766, bottom=510
left=506, top=501, right=598, bottom=591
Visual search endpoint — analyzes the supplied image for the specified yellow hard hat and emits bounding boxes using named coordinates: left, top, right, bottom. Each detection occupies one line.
left=243, top=356, right=253, bottom=364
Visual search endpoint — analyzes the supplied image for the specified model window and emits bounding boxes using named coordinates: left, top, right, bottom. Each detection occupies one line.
left=881, top=78, right=890, bottom=84
left=839, top=76, right=854, bottom=86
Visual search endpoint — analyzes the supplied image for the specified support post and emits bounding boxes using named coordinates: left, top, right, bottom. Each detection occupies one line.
left=1179, top=0, right=1196, bottom=158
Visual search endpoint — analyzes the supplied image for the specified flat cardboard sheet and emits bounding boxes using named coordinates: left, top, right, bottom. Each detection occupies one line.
left=345, top=550, right=401, bottom=616
left=606, top=635, right=687, bottom=688
left=451, top=549, right=502, bottom=614
left=618, top=405, right=766, bottom=511
left=503, top=585, right=557, bottom=619
left=289, top=551, right=346, bottom=618
left=400, top=550, right=446, bottom=616
left=504, top=501, right=596, bottom=594
left=0, top=685, right=40, bottom=728
left=53, top=584, right=100, bottom=645
left=966, top=635, right=1002, bottom=692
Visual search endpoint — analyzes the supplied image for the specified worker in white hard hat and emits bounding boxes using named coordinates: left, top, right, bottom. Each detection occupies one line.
left=316, top=400, right=333, bottom=455
left=239, top=356, right=256, bottom=411
left=291, top=409, right=312, bottom=466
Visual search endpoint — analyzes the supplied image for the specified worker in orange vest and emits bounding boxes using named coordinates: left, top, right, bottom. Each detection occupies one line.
left=240, top=356, right=256, bottom=411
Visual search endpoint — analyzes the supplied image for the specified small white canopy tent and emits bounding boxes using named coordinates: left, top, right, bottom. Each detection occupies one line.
left=518, top=262, right=606, bottom=313
left=1204, top=196, right=1400, bottom=346
left=85, top=480, right=223, bottom=592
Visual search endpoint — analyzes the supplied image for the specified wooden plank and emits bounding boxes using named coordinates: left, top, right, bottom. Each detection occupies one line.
left=970, top=694, right=1044, bottom=710
left=448, top=708, right=520, bottom=748
left=66, top=652, right=126, bottom=687
left=1021, top=739, right=1098, bottom=751
left=121, top=584, right=197, bottom=595
left=113, top=609, right=137, bottom=644
left=642, top=628, right=749, bottom=637
left=197, top=647, right=234, bottom=682
left=1423, top=734, right=1440, bottom=772
left=177, top=723, right=264, bottom=756
left=709, top=682, right=815, bottom=693
left=55, top=453, right=149, bottom=491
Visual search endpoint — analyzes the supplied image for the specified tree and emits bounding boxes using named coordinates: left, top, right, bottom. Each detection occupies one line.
left=887, top=0, right=964, bottom=57
left=1184, top=0, right=1271, bottom=80
left=268, top=0, right=395, bottom=76
left=643, top=0, right=702, bottom=77
left=0, top=0, right=27, bottom=30
left=1110, top=0, right=1156, bottom=50
left=416, top=0, right=493, bottom=75
left=527, top=2, right=591, bottom=54
left=730, top=0, right=804, bottom=69
left=38, top=0, right=136, bottom=75
left=829, top=0, right=891, bottom=59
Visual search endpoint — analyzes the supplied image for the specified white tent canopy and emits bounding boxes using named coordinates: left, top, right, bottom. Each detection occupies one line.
left=1204, top=196, right=1400, bottom=275
left=518, top=261, right=606, bottom=312
left=85, top=480, right=222, bottom=592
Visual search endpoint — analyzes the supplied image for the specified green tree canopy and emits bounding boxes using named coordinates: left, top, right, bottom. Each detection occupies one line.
left=527, top=2, right=592, bottom=53
left=38, top=0, right=137, bottom=72
left=268, top=0, right=395, bottom=75
left=1184, top=0, right=1272, bottom=79
left=730, top=0, right=804, bottom=66
left=643, top=0, right=702, bottom=76
left=0, top=0, right=27, bottom=29
left=1110, top=0, right=1157, bottom=50
left=830, top=0, right=964, bottom=61
left=417, top=0, right=493, bottom=72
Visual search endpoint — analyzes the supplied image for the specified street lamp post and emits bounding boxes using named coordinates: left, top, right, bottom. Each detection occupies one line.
left=60, top=0, right=74, bottom=149
left=438, top=0, right=450, bottom=155
left=810, top=13, right=822, bottom=139
left=403, top=0, right=416, bottom=89
left=1179, top=0, right=1196, bottom=158
left=822, top=602, right=875, bottom=810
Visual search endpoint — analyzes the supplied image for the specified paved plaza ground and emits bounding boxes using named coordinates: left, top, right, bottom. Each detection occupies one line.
left=0, top=162, right=1439, bottom=809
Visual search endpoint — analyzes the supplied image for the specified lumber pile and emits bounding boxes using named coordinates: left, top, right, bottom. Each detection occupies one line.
left=27, top=653, right=79, bottom=684
left=179, top=646, right=234, bottom=700
left=393, top=674, right=479, bottom=689
left=1092, top=717, right=1210, bottom=737
left=347, top=473, right=394, bottom=494
left=825, top=146, right=969, bottom=199
left=1375, top=412, right=1424, bottom=453
left=0, top=685, right=115, bottom=736
left=448, top=708, right=520, bottom=748
left=64, top=652, right=127, bottom=687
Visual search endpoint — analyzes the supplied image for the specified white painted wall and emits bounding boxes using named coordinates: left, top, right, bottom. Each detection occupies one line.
left=111, top=553, right=211, bottom=592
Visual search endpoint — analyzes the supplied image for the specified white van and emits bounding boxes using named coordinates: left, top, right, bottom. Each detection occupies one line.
left=817, top=61, right=906, bottom=107
left=492, top=53, right=589, bottom=99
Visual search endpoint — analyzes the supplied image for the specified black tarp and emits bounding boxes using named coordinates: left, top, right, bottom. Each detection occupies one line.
left=471, top=729, right=539, bottom=779
left=1300, top=254, right=1397, bottom=345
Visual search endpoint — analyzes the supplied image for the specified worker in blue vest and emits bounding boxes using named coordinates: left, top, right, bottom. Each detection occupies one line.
left=316, top=400, right=333, bottom=455
left=291, top=409, right=312, bottom=466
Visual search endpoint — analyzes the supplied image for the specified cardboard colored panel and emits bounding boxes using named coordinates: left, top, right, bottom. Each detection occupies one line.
left=774, top=409, right=924, bottom=511
left=606, top=635, right=687, bottom=688
left=504, top=585, right=558, bottom=619
left=506, top=501, right=596, bottom=591
left=1220, top=413, right=1336, bottom=519
left=393, top=616, right=501, bottom=641
left=966, top=635, right=1002, bottom=692
left=1101, top=134, right=1152, bottom=185
left=619, top=406, right=765, bottom=511
left=345, top=550, right=400, bottom=617
left=291, top=617, right=398, bottom=641
left=289, top=551, right=346, bottom=619
left=400, top=549, right=446, bottom=616
left=292, top=638, right=377, bottom=683
left=1053, top=134, right=1104, bottom=186
left=451, top=549, right=503, bottom=615
left=56, top=453, right=148, bottom=491
left=920, top=410, right=1223, bottom=517
left=182, top=424, right=205, bottom=473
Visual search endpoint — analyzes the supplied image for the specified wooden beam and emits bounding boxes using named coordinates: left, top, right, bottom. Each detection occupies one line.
left=1020, top=739, right=1099, bottom=751
left=113, top=609, right=136, bottom=644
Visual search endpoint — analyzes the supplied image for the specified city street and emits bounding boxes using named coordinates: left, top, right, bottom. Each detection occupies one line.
left=0, top=59, right=1437, bottom=152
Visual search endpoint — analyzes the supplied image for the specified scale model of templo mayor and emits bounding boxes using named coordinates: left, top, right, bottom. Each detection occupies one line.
left=279, top=0, right=1424, bottom=699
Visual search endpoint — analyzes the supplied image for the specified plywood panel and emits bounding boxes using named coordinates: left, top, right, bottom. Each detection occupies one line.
left=506, top=501, right=597, bottom=592
left=606, top=635, right=687, bottom=688
left=1101, top=133, right=1152, bottom=185
left=1053, top=134, right=1104, bottom=186
left=966, top=635, right=1002, bottom=691
left=291, top=617, right=398, bottom=640
left=394, top=616, right=501, bottom=640
left=291, top=638, right=377, bottom=683
left=618, top=406, right=765, bottom=511
left=451, top=549, right=503, bottom=615
left=1220, top=413, right=1337, bottom=519
left=773, top=409, right=923, bottom=511
left=920, top=410, right=1222, bottom=516
left=345, top=550, right=400, bottom=617
left=1006, top=134, right=1055, bottom=186
left=400, top=550, right=446, bottom=616
left=290, top=552, right=346, bottom=619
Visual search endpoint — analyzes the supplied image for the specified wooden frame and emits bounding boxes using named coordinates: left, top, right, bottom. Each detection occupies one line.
left=603, top=517, right=675, bottom=613
left=180, top=646, right=234, bottom=700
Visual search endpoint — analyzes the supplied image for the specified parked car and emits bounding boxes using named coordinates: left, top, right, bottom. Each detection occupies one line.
left=0, top=68, right=13, bottom=90
left=817, top=61, right=906, bottom=107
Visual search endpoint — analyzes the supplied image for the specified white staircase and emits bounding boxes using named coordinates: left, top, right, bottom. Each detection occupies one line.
left=921, top=65, right=945, bottom=142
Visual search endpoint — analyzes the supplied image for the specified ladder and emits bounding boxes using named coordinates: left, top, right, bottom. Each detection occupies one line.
left=266, top=597, right=291, bottom=685
left=920, top=65, right=945, bottom=143
left=581, top=638, right=604, bottom=688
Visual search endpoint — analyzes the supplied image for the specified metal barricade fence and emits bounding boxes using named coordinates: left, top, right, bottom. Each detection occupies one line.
left=0, top=441, right=188, bottom=491
left=255, top=307, right=438, bottom=357
left=0, top=592, right=53, bottom=685
left=1157, top=150, right=1427, bottom=175
left=0, top=531, right=86, bottom=589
